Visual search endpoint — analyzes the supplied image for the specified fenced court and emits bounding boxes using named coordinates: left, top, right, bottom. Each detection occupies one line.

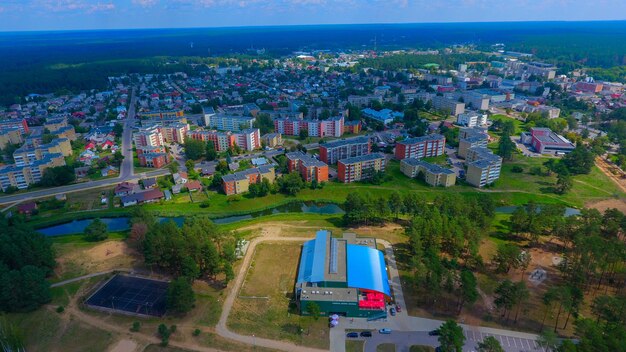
left=85, top=274, right=169, bottom=317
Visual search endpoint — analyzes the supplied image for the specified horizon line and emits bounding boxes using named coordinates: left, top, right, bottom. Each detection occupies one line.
left=1, top=18, right=625, bottom=34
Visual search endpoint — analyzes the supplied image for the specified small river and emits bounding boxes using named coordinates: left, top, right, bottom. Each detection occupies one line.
left=36, top=201, right=344, bottom=236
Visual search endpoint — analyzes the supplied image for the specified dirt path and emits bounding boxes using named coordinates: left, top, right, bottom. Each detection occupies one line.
left=595, top=156, right=626, bottom=194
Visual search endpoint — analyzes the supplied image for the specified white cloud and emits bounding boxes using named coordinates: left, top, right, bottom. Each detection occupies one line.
left=35, top=0, right=115, bottom=13
left=132, top=0, right=158, bottom=8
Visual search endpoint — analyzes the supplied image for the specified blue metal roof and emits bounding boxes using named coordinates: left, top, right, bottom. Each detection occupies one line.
left=347, top=244, right=391, bottom=297
left=296, top=230, right=329, bottom=284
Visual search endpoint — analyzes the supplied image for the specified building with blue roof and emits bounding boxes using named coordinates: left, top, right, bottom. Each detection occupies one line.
left=295, top=230, right=391, bottom=318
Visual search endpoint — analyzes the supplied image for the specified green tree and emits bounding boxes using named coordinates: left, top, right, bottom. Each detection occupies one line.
left=39, top=165, right=76, bottom=187
left=438, top=320, right=465, bottom=352
left=83, top=218, right=108, bottom=242
left=493, top=243, right=522, bottom=273
left=457, top=270, right=478, bottom=314
left=205, top=141, right=217, bottom=161
left=166, top=277, right=195, bottom=315
left=253, top=113, right=274, bottom=134
left=388, top=192, right=404, bottom=219
left=555, top=171, right=573, bottom=194
left=561, top=144, right=594, bottom=174
left=497, top=132, right=516, bottom=161
left=477, top=336, right=504, bottom=352
left=299, top=128, right=308, bottom=140
left=278, top=172, right=304, bottom=195
left=184, top=138, right=206, bottom=160
left=306, top=302, right=321, bottom=320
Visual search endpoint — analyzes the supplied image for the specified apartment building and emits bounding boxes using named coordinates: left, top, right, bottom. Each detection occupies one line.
left=137, top=152, right=169, bottom=168
left=400, top=158, right=456, bottom=187
left=465, top=147, right=502, bottom=188
left=458, top=127, right=489, bottom=159
left=207, top=115, right=255, bottom=132
left=286, top=152, right=329, bottom=183
left=0, top=128, right=23, bottom=149
left=431, top=95, right=465, bottom=116
left=262, top=133, right=282, bottom=148
left=162, top=122, right=189, bottom=144
left=319, top=137, right=370, bottom=164
left=134, top=125, right=164, bottom=147
left=0, top=153, right=65, bottom=191
left=233, top=128, right=261, bottom=151
left=347, top=94, right=383, bottom=108
left=186, top=130, right=233, bottom=152
left=274, top=116, right=344, bottom=138
left=456, top=112, right=487, bottom=128
left=0, top=119, right=29, bottom=134
left=394, top=134, right=446, bottom=160
left=337, top=153, right=386, bottom=183
left=221, top=165, right=275, bottom=195
left=13, top=138, right=72, bottom=167
left=139, top=110, right=184, bottom=120
left=343, top=120, right=362, bottom=134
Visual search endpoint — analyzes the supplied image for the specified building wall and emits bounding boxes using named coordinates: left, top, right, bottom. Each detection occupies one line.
left=319, top=141, right=370, bottom=164
left=338, top=156, right=386, bottom=183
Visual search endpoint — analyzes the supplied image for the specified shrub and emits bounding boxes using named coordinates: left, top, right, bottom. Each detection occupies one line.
left=193, top=329, right=201, bottom=336
left=511, top=166, right=524, bottom=173
left=56, top=306, right=64, bottom=313
left=130, top=321, right=141, bottom=332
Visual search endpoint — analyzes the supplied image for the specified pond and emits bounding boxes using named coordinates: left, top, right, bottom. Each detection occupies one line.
left=495, top=206, right=581, bottom=217
left=36, top=201, right=344, bottom=236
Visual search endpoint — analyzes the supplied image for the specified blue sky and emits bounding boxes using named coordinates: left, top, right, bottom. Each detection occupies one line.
left=0, top=0, right=625, bottom=31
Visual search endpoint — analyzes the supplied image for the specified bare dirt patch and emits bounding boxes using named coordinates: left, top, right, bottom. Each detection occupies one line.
left=55, top=240, right=138, bottom=280
left=108, top=339, right=139, bottom=352
left=586, top=198, right=626, bottom=214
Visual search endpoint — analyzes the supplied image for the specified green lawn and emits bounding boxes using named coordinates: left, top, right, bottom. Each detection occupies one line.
left=346, top=340, right=365, bottom=352
left=490, top=114, right=525, bottom=135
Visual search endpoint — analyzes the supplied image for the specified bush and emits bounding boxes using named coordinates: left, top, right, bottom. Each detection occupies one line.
left=199, top=200, right=211, bottom=208
left=130, top=321, right=141, bottom=332
left=193, top=329, right=201, bottom=336
left=169, top=325, right=177, bottom=333
left=511, top=166, right=524, bottom=173
left=56, top=306, right=64, bottom=313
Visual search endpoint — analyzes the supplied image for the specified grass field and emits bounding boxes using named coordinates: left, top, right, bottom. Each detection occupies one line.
left=346, top=340, right=365, bottom=352
left=377, top=343, right=396, bottom=352
left=228, top=242, right=330, bottom=349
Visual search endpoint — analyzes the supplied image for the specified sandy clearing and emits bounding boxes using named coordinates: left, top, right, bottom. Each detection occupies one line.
left=586, top=198, right=626, bottom=214
left=108, top=339, right=139, bottom=352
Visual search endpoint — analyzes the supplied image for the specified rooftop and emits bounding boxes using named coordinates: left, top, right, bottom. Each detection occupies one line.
left=321, top=136, right=370, bottom=149
left=398, top=134, right=445, bottom=145
left=338, top=152, right=385, bottom=165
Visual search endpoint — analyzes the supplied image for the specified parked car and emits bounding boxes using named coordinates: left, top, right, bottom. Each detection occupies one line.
left=379, top=328, right=392, bottom=334
left=346, top=332, right=359, bottom=338
left=389, top=307, right=396, bottom=316
left=428, top=329, right=440, bottom=336
left=395, top=304, right=401, bottom=312
left=360, top=331, right=372, bottom=338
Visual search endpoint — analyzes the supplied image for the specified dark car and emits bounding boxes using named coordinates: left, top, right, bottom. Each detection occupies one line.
left=360, top=331, right=372, bottom=338
left=428, top=329, right=440, bottom=336
left=346, top=332, right=359, bottom=338
left=389, top=307, right=396, bottom=316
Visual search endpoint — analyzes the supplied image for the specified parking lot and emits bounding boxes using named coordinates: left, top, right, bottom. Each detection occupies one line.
left=464, top=329, right=548, bottom=352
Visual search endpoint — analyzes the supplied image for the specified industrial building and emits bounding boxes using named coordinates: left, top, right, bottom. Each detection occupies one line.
left=295, top=230, right=391, bottom=318
left=522, top=127, right=576, bottom=155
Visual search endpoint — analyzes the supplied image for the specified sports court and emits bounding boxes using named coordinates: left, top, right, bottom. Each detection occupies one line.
left=85, top=274, right=169, bottom=317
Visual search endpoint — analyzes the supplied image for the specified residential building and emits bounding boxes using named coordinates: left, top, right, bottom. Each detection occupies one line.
left=319, top=137, right=370, bottom=164
left=120, top=189, right=165, bottom=207
left=527, top=127, right=576, bottom=155
left=295, top=230, right=390, bottom=318
left=0, top=128, right=23, bottom=149
left=456, top=112, right=487, bottom=127
left=347, top=95, right=383, bottom=108
left=202, top=106, right=216, bottom=126
left=0, top=119, right=29, bottom=134
left=262, top=133, right=282, bottom=148
left=361, top=108, right=403, bottom=125
left=221, top=165, right=275, bottom=195
left=274, top=116, right=344, bottom=138
left=233, top=128, right=261, bottom=151
left=13, top=138, right=72, bottom=167
left=343, top=120, right=362, bottom=134
left=465, top=147, right=503, bottom=188
left=134, top=126, right=164, bottom=147
left=431, top=95, right=465, bottom=116
left=394, top=134, right=445, bottom=160
left=207, top=115, right=255, bottom=132
left=186, top=130, right=234, bottom=152
left=137, top=152, right=169, bottom=168
left=139, top=110, right=184, bottom=120
left=458, top=127, right=489, bottom=159
left=400, top=158, right=456, bottom=187
left=0, top=153, right=65, bottom=191
left=286, top=152, right=329, bottom=183
left=337, top=153, right=386, bottom=183
left=461, top=91, right=490, bottom=111
left=162, top=123, right=189, bottom=144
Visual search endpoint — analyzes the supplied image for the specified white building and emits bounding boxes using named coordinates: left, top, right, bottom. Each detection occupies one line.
left=457, top=112, right=487, bottom=128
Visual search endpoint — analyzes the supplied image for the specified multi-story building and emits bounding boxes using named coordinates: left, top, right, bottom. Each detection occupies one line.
left=186, top=130, right=233, bottom=152
left=13, top=138, right=72, bottom=167
left=347, top=95, right=383, bottom=108
left=458, top=127, right=489, bottom=159
left=337, top=153, right=386, bottom=183
left=274, top=116, right=344, bottom=138
left=137, top=152, right=169, bottom=168
left=0, top=119, right=29, bottom=134
left=460, top=91, right=490, bottom=111
left=134, top=125, right=164, bottom=147
left=221, top=165, right=275, bottom=195
left=400, top=158, right=456, bottom=187
left=162, top=123, right=189, bottom=144
left=431, top=95, right=465, bottom=116
left=319, top=137, right=370, bottom=165
left=207, top=115, right=255, bottom=132
left=456, top=112, right=487, bottom=128
left=139, top=110, right=184, bottom=120
left=0, top=128, right=23, bottom=149
left=465, top=147, right=502, bottom=188
left=286, top=152, right=329, bottom=183
left=233, top=128, right=261, bottom=151
left=394, top=134, right=445, bottom=160
left=202, top=106, right=216, bottom=127
left=361, top=108, right=403, bottom=125
left=0, top=153, right=65, bottom=191
left=524, top=127, right=576, bottom=155
left=343, top=120, right=362, bottom=134
left=262, top=133, right=282, bottom=148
